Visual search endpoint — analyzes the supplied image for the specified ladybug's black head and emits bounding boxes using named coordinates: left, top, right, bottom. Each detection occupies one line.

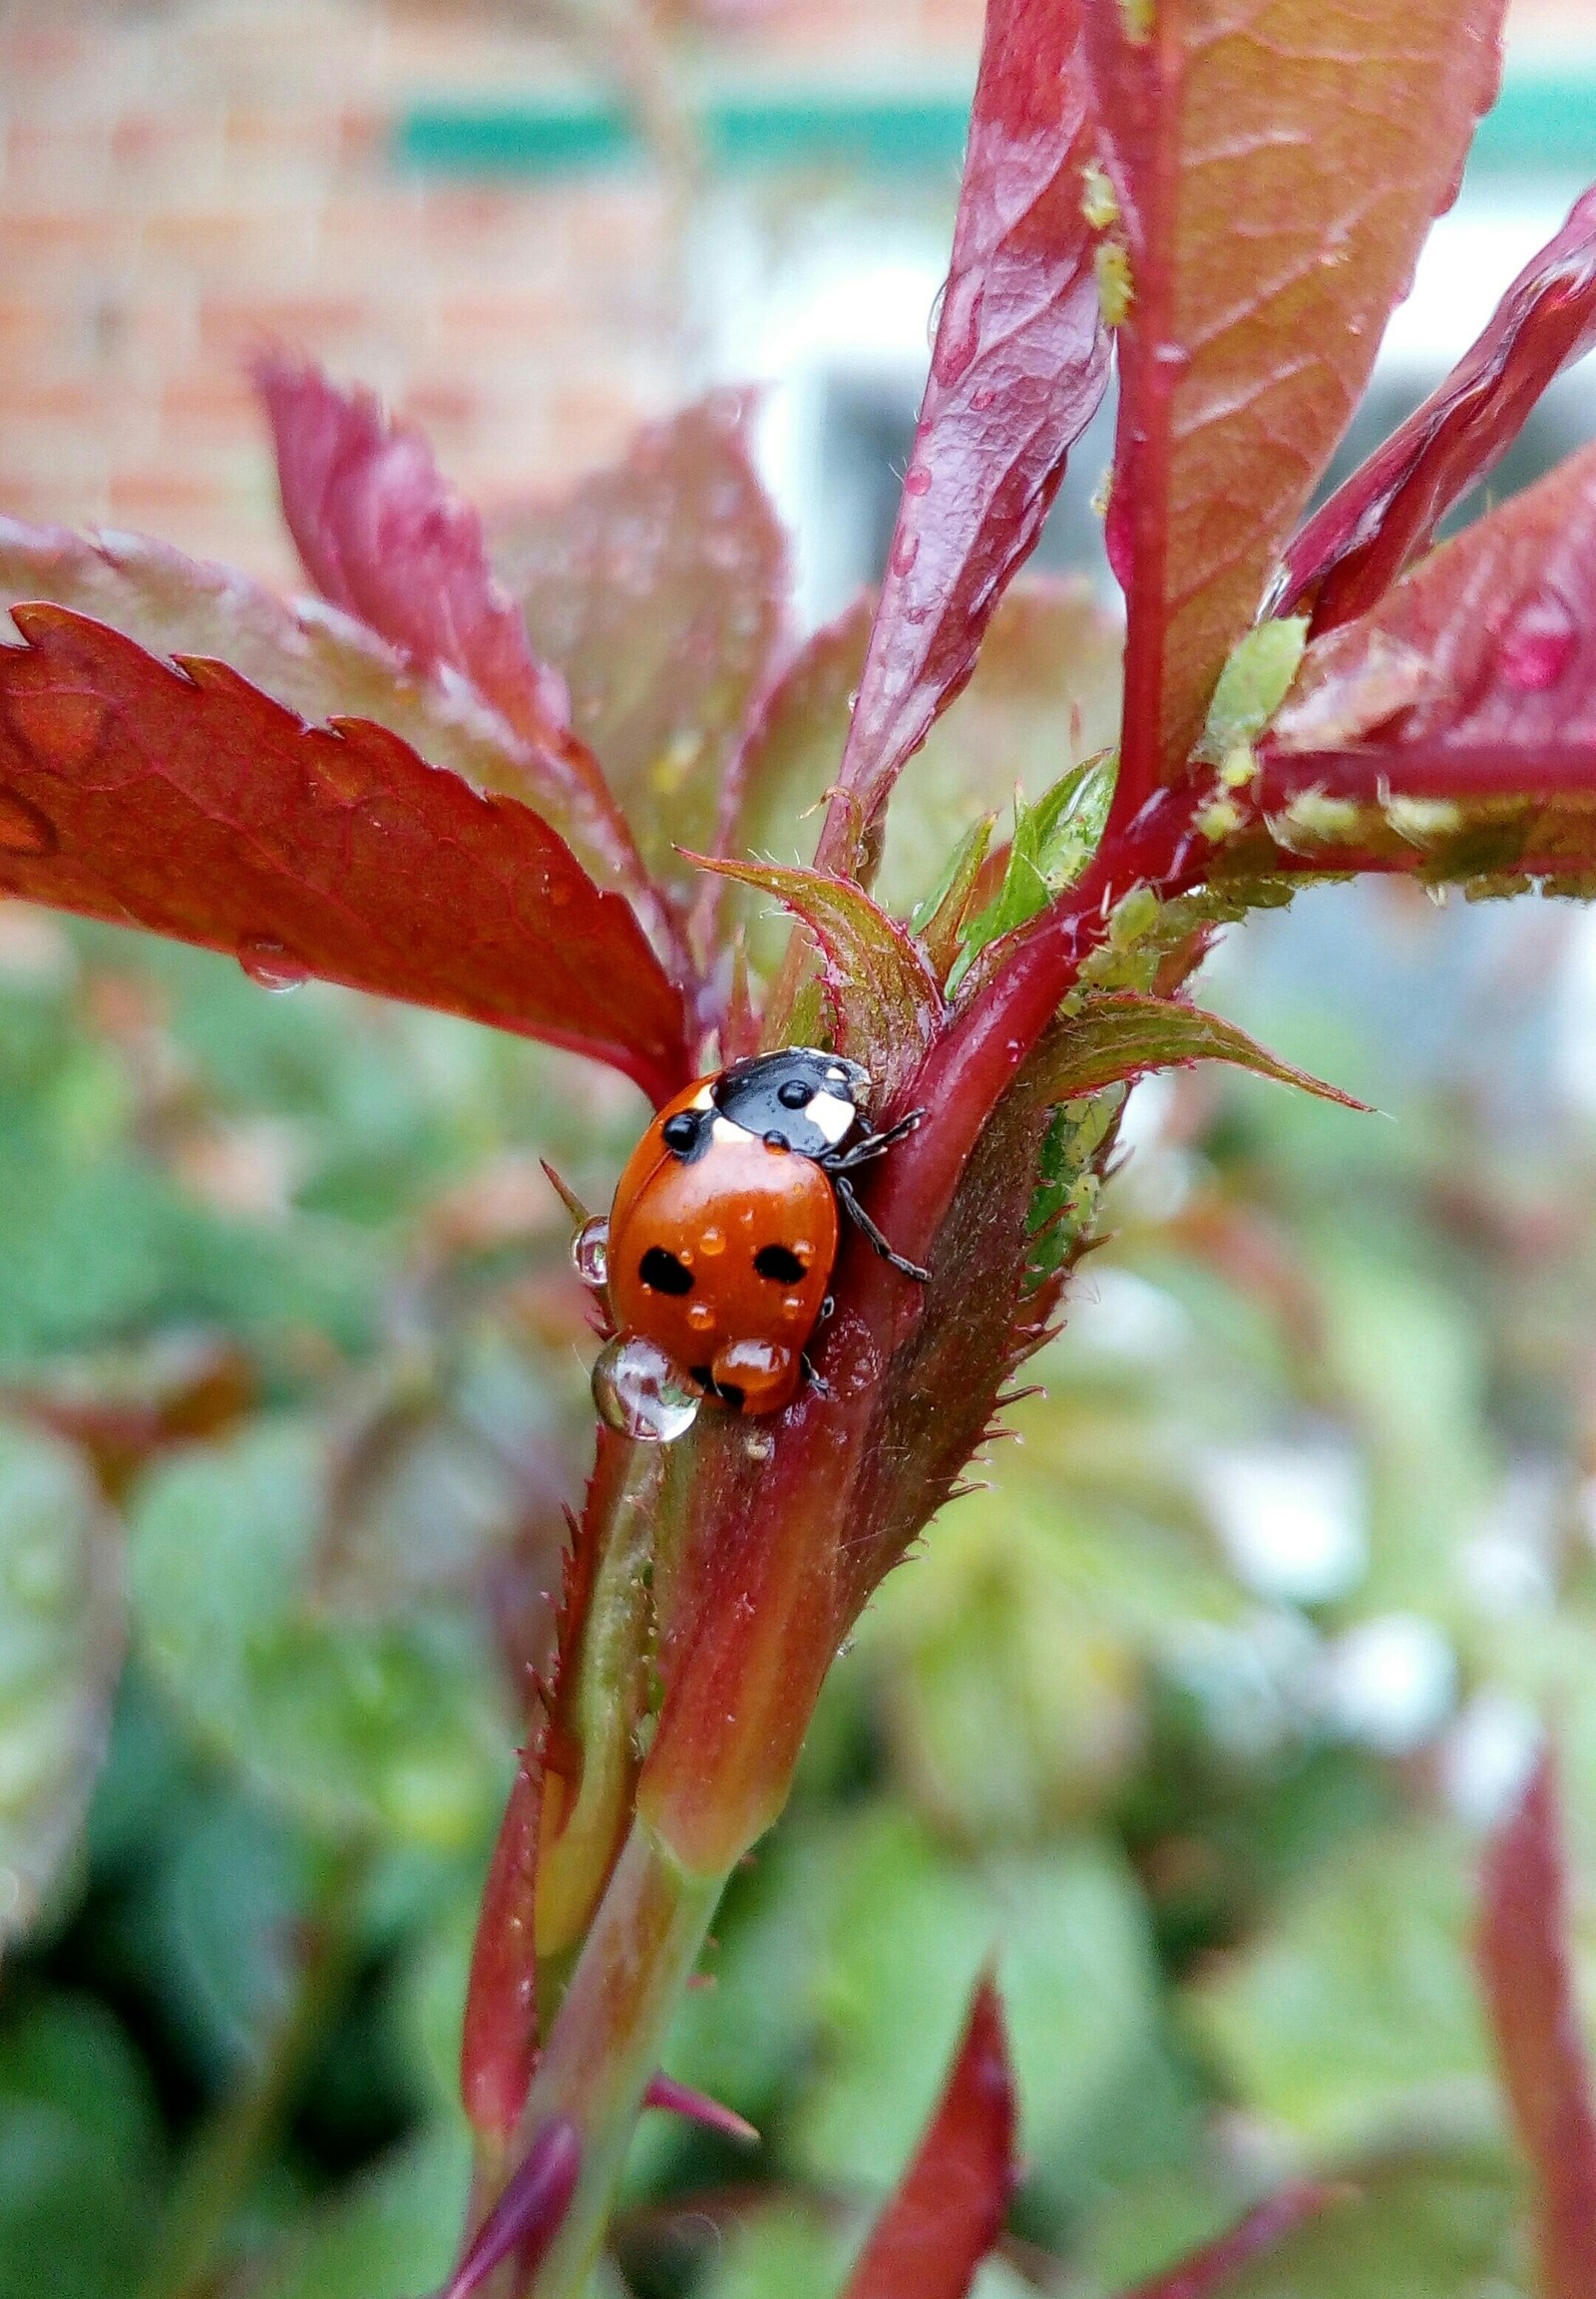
left=710, top=1049, right=870, bottom=1161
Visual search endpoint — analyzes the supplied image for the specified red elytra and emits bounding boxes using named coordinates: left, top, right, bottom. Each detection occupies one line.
left=607, top=1077, right=839, bottom=1416
left=604, top=1048, right=929, bottom=1417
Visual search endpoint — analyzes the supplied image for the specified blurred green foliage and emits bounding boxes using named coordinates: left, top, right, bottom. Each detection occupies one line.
left=1, top=817, right=1592, bottom=2297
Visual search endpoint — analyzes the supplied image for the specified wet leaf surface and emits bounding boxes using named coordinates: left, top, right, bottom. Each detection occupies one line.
left=821, top=0, right=1109, bottom=869
left=494, top=395, right=789, bottom=898
left=1280, top=186, right=1596, bottom=635
left=1086, top=0, right=1507, bottom=802
left=0, top=605, right=690, bottom=1104
left=257, top=356, right=571, bottom=742
left=0, top=517, right=640, bottom=888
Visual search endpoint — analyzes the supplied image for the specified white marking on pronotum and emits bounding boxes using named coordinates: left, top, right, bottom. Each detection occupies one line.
left=806, top=1090, right=856, bottom=1147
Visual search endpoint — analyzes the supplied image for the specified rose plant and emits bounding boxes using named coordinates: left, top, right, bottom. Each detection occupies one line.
left=4, top=0, right=1596, bottom=2292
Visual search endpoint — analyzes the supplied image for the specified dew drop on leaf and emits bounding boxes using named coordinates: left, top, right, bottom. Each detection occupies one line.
left=592, top=1335, right=701, bottom=1443
left=904, top=464, right=932, bottom=499
left=1498, top=598, right=1576, bottom=692
left=572, top=1217, right=609, bottom=1290
left=0, top=788, right=57, bottom=857
left=932, top=277, right=985, bottom=385
left=237, top=935, right=309, bottom=992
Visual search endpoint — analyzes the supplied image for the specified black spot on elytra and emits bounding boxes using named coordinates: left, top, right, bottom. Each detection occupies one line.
left=638, top=1246, right=693, bottom=1296
left=754, top=1243, right=806, bottom=1285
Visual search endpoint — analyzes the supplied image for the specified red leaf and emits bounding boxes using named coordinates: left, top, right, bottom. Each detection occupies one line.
left=1264, top=434, right=1596, bottom=796
left=841, top=1974, right=1016, bottom=2299
left=0, top=604, right=691, bottom=1104
left=691, top=856, right=944, bottom=1111
left=1086, top=0, right=1507, bottom=814
left=0, top=516, right=656, bottom=903
left=493, top=394, right=790, bottom=899
left=257, top=354, right=571, bottom=738
left=1476, top=1747, right=1596, bottom=2299
left=816, top=0, right=1108, bottom=875
left=1115, top=2184, right=1341, bottom=2299
left=1279, top=185, right=1596, bottom=636
left=461, top=1745, right=546, bottom=2137
left=255, top=360, right=680, bottom=951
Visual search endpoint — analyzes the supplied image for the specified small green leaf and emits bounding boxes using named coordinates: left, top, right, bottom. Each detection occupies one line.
left=1033, top=992, right=1371, bottom=1112
left=1200, top=616, right=1310, bottom=764
left=693, top=856, right=943, bottom=1109
left=955, top=753, right=1117, bottom=976
left=911, top=814, right=996, bottom=984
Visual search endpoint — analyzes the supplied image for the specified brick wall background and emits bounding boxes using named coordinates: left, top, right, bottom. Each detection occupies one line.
left=0, top=0, right=1588, bottom=590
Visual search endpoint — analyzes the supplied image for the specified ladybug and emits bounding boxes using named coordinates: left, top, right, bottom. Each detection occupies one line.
left=605, top=1048, right=928, bottom=1415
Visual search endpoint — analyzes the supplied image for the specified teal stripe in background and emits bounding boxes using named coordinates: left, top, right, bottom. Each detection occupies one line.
left=396, top=62, right=1596, bottom=183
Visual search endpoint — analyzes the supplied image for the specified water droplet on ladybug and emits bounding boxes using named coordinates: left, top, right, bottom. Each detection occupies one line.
left=0, top=787, right=56, bottom=856
left=698, top=1226, right=725, bottom=1257
left=591, top=1335, right=701, bottom=1443
left=687, top=1302, right=716, bottom=1333
left=572, top=1217, right=609, bottom=1289
left=237, top=936, right=308, bottom=991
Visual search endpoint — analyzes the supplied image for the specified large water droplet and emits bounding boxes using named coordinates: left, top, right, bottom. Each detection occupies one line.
left=1499, top=598, right=1576, bottom=692
left=592, top=1335, right=701, bottom=1443
left=932, top=278, right=985, bottom=386
left=237, top=936, right=309, bottom=992
left=890, top=532, right=921, bottom=579
left=0, top=787, right=57, bottom=857
left=572, top=1217, right=609, bottom=1290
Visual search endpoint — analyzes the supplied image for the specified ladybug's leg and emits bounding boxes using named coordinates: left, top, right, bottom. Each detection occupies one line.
left=828, top=1107, right=925, bottom=1171
left=833, top=1173, right=931, bottom=1283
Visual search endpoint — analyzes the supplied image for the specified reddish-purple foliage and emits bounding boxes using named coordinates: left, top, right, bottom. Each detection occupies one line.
left=817, top=0, right=1107, bottom=874
left=1264, top=433, right=1596, bottom=800
left=0, top=604, right=690, bottom=1103
left=462, top=1750, right=546, bottom=2138
left=1083, top=0, right=1507, bottom=813
left=441, top=2120, right=582, bottom=2299
left=840, top=1975, right=1016, bottom=2299
left=1279, top=187, right=1596, bottom=635
left=492, top=394, right=790, bottom=898
left=1477, top=1750, right=1596, bottom=2299
left=257, top=355, right=571, bottom=738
